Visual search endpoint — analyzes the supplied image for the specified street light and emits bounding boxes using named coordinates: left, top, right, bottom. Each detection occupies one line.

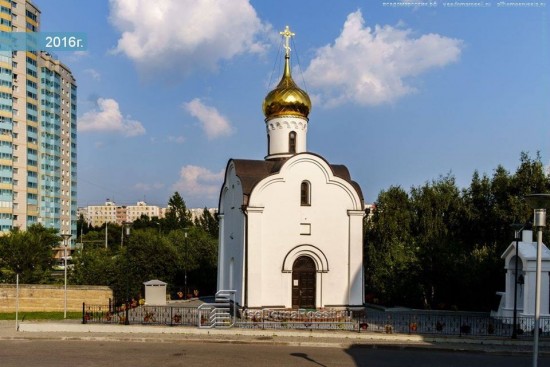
left=510, top=223, right=524, bottom=339
left=524, top=193, right=550, bottom=367
left=105, top=221, right=108, bottom=249
left=184, top=229, right=188, bottom=299
left=60, top=233, right=72, bottom=319
left=122, top=221, right=132, bottom=325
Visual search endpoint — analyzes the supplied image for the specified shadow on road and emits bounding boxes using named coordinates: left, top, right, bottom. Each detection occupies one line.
left=343, top=343, right=544, bottom=367
left=290, top=352, right=328, bottom=367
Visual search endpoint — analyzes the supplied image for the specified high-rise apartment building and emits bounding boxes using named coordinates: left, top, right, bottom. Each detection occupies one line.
left=0, top=0, right=77, bottom=237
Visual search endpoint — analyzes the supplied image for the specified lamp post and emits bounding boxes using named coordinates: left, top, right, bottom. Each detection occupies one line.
left=510, top=223, right=524, bottom=339
left=122, top=221, right=132, bottom=325
left=60, top=233, right=72, bottom=319
left=184, top=229, right=188, bottom=299
left=524, top=193, right=550, bottom=367
left=105, top=221, right=108, bottom=249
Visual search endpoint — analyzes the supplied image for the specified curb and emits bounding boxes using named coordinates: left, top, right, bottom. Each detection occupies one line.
left=1, top=322, right=547, bottom=355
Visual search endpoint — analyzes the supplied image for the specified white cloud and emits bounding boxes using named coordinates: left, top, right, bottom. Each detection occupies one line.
left=66, top=50, right=89, bottom=62
left=134, top=182, right=165, bottom=192
left=168, top=135, right=186, bottom=144
left=109, top=0, right=268, bottom=78
left=83, top=68, right=101, bottom=81
left=173, top=165, right=224, bottom=200
left=183, top=98, right=233, bottom=139
left=79, top=98, right=146, bottom=137
left=304, top=10, right=463, bottom=107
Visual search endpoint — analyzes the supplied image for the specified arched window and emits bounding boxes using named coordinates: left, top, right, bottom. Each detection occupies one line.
left=267, top=134, right=270, bottom=155
left=289, top=131, right=296, bottom=154
left=301, top=181, right=310, bottom=206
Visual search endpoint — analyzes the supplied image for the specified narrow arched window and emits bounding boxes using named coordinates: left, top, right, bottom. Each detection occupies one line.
left=289, top=131, right=296, bottom=154
left=267, top=134, right=270, bottom=155
left=301, top=181, right=310, bottom=206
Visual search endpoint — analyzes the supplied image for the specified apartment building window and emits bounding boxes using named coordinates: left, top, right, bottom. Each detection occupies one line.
left=26, top=10, right=37, bottom=21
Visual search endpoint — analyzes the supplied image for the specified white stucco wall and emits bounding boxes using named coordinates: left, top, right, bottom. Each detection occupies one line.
left=217, top=163, right=246, bottom=306
left=246, top=154, right=363, bottom=308
left=501, top=237, right=550, bottom=317
left=265, top=117, right=308, bottom=159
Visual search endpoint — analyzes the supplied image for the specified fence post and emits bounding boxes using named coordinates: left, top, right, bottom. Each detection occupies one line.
left=125, top=301, right=130, bottom=325
left=82, top=302, right=86, bottom=324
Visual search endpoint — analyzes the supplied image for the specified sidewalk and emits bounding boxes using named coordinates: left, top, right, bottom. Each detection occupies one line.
left=0, top=320, right=547, bottom=354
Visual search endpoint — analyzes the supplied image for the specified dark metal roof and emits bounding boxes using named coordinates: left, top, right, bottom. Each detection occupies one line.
left=222, top=153, right=364, bottom=207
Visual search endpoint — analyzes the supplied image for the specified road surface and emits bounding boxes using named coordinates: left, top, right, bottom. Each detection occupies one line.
left=0, top=339, right=546, bottom=367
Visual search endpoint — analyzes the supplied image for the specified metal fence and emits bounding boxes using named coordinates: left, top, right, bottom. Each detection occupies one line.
left=360, top=311, right=550, bottom=338
left=236, top=308, right=359, bottom=331
left=82, top=303, right=550, bottom=338
left=82, top=303, right=200, bottom=326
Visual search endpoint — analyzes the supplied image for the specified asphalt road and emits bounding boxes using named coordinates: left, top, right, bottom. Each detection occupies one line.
left=0, top=339, right=547, bottom=367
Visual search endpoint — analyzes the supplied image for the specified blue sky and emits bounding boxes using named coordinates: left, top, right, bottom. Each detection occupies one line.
left=34, top=0, right=549, bottom=208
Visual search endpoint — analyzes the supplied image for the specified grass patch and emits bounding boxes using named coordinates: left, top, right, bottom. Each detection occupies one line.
left=0, top=312, right=81, bottom=320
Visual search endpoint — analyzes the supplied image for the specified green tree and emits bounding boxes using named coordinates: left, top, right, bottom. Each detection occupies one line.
left=410, top=175, right=465, bottom=309
left=0, top=224, right=59, bottom=283
left=364, top=186, right=420, bottom=306
left=164, top=192, right=192, bottom=231
left=194, top=207, right=219, bottom=238
left=169, top=227, right=218, bottom=296
left=114, top=228, right=180, bottom=301
left=71, top=247, right=118, bottom=286
left=76, top=213, right=90, bottom=237
left=365, top=152, right=550, bottom=311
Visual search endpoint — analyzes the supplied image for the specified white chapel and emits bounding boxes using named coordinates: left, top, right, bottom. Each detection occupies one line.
left=217, top=27, right=365, bottom=309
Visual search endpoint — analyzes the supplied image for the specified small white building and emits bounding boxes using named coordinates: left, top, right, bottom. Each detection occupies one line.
left=143, top=279, right=167, bottom=306
left=496, top=230, right=550, bottom=318
left=217, top=28, right=364, bottom=309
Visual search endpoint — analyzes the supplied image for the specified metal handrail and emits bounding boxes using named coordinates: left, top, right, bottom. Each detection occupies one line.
left=198, top=290, right=236, bottom=328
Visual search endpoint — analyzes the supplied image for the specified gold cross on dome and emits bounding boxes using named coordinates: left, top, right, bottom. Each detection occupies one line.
left=280, top=25, right=295, bottom=57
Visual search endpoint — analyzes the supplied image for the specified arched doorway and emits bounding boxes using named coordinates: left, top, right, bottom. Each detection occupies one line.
left=292, top=256, right=316, bottom=309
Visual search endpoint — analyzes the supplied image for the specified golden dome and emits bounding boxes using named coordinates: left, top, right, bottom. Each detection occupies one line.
left=263, top=27, right=311, bottom=120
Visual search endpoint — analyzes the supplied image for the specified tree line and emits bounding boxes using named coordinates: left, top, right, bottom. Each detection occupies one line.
left=0, top=192, right=219, bottom=302
left=1, top=154, right=549, bottom=311
left=365, top=152, right=549, bottom=311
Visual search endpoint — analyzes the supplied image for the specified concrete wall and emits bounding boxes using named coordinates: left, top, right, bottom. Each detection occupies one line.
left=0, top=284, right=113, bottom=312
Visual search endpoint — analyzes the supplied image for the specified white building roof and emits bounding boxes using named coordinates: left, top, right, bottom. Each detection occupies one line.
left=143, top=279, right=167, bottom=286
left=502, top=241, right=550, bottom=261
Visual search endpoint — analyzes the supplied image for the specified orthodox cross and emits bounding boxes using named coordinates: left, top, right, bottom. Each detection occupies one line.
left=280, top=25, right=295, bottom=57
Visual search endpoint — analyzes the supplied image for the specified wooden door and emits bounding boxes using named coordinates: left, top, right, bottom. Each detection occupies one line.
left=292, top=256, right=316, bottom=309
